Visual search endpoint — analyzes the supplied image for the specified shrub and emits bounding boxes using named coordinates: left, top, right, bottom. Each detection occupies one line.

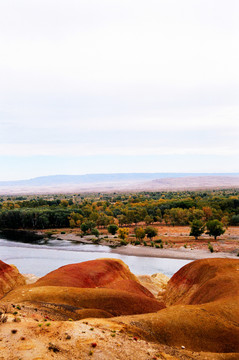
left=120, top=240, right=127, bottom=246
left=93, top=238, right=100, bottom=244
left=208, top=242, right=214, bottom=253
left=91, top=228, right=100, bottom=238
left=145, top=226, right=158, bottom=240
left=118, top=228, right=129, bottom=241
left=134, top=227, right=145, bottom=242
left=107, top=224, right=118, bottom=235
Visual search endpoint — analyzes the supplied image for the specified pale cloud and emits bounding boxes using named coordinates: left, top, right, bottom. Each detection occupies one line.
left=2, top=106, right=239, bottom=132
left=0, top=142, right=238, bottom=157
left=1, top=0, right=239, bottom=94
left=0, top=0, right=238, bottom=177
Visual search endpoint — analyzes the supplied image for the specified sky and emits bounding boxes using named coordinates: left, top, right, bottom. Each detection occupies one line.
left=0, top=0, right=239, bottom=180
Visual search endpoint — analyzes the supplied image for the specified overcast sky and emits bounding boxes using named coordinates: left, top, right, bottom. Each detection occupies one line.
left=0, top=0, right=239, bottom=180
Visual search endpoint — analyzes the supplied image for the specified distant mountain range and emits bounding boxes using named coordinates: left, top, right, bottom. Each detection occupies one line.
left=1, top=173, right=239, bottom=186
left=0, top=173, right=239, bottom=194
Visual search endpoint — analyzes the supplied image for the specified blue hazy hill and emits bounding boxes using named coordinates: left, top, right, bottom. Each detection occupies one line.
left=1, top=173, right=239, bottom=187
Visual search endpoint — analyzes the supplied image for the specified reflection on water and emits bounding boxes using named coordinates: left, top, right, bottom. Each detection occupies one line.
left=0, top=237, right=191, bottom=277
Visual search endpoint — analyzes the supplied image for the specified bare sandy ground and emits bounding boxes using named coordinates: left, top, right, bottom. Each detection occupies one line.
left=111, top=244, right=237, bottom=260
left=0, top=314, right=232, bottom=360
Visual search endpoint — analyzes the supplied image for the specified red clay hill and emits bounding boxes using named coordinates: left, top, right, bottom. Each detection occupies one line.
left=33, top=258, right=154, bottom=298
left=165, top=258, right=239, bottom=305
left=112, top=258, right=239, bottom=354
left=0, top=260, right=25, bottom=299
left=1, top=258, right=239, bottom=358
left=2, top=258, right=165, bottom=318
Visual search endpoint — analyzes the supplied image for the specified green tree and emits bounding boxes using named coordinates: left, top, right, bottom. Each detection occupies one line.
left=206, top=219, right=225, bottom=240
left=89, top=211, right=99, bottom=222
left=60, top=199, right=69, bottom=207
left=230, top=214, right=239, bottom=226
left=145, top=226, right=158, bottom=240
left=164, top=208, right=190, bottom=226
left=189, top=219, right=205, bottom=240
left=117, top=214, right=127, bottom=226
left=80, top=221, right=96, bottom=235
left=80, top=222, right=89, bottom=235
left=134, top=227, right=145, bottom=242
left=144, top=215, right=154, bottom=225
left=107, top=224, right=118, bottom=235
left=68, top=212, right=84, bottom=228
left=96, top=214, right=111, bottom=228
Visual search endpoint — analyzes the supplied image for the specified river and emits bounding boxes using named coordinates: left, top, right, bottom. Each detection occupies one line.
left=0, top=237, right=191, bottom=277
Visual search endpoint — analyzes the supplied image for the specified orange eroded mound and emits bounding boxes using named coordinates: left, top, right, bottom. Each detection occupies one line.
left=2, top=285, right=164, bottom=316
left=1, top=259, right=165, bottom=318
left=112, top=258, right=239, bottom=353
left=1, top=258, right=239, bottom=357
left=0, top=260, right=25, bottom=299
left=34, top=258, right=154, bottom=298
left=165, top=258, right=239, bottom=305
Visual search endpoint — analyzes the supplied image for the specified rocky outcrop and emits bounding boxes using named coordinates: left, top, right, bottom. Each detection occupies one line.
left=23, top=273, right=39, bottom=284
left=0, top=260, right=25, bottom=299
left=137, top=273, right=169, bottom=298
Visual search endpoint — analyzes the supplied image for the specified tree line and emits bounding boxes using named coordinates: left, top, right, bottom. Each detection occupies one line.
left=0, top=189, right=239, bottom=230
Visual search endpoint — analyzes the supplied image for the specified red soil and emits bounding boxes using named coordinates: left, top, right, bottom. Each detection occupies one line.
left=165, top=258, right=239, bottom=305
left=34, top=258, right=154, bottom=298
left=0, top=260, right=25, bottom=299
left=114, top=258, right=239, bottom=353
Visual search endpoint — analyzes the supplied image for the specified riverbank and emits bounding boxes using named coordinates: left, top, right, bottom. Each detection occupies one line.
left=51, top=233, right=238, bottom=260
left=52, top=228, right=239, bottom=260
left=2, top=225, right=239, bottom=261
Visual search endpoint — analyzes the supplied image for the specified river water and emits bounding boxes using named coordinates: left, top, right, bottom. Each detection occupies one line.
left=0, top=237, right=191, bottom=277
